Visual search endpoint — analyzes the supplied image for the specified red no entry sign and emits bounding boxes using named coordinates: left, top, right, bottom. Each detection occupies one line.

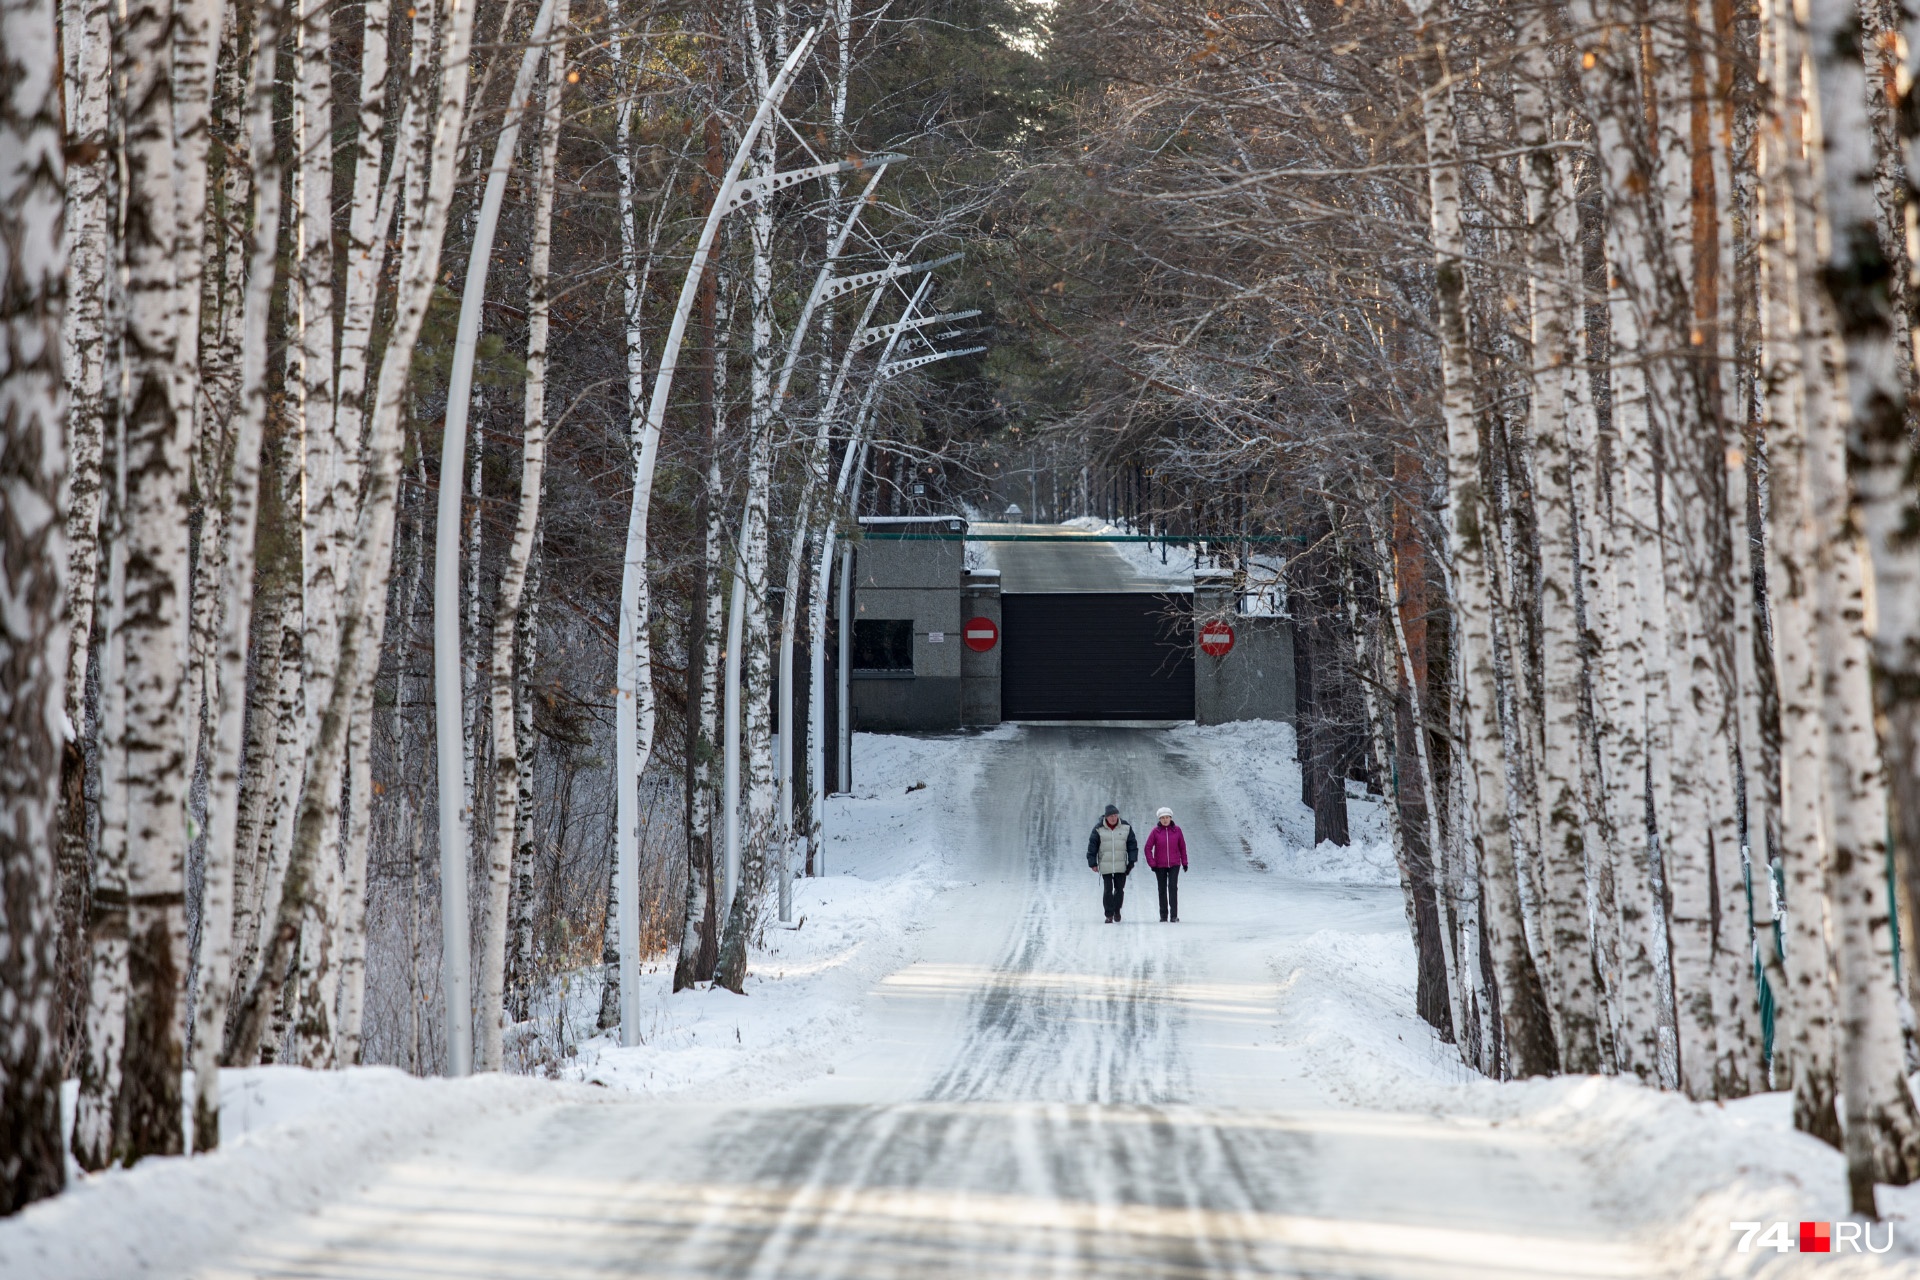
left=964, top=617, right=999, bottom=652
left=1199, top=620, right=1235, bottom=657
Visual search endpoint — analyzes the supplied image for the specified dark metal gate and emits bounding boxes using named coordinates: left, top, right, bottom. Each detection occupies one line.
left=1000, top=592, right=1195, bottom=720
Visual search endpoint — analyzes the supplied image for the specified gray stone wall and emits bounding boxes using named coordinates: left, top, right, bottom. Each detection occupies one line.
left=850, top=675, right=963, bottom=731
left=849, top=532, right=969, bottom=731
left=1194, top=572, right=1297, bottom=725
left=960, top=570, right=1002, bottom=726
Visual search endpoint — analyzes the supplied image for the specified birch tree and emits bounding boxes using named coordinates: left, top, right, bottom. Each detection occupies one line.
left=55, top=0, right=110, bottom=1010
left=1804, top=0, right=1920, bottom=1205
left=229, top=0, right=480, bottom=1069
left=480, top=2, right=566, bottom=1071
left=112, top=0, right=198, bottom=1157
left=0, top=0, right=68, bottom=1205
left=1413, top=0, right=1556, bottom=1077
left=188, top=0, right=285, bottom=1145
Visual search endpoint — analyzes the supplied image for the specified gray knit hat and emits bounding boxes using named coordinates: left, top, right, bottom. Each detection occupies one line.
left=1104, top=804, right=1120, bottom=816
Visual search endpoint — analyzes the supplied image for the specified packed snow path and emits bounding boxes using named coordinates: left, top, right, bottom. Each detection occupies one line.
left=972, top=521, right=1190, bottom=592
left=198, top=726, right=1667, bottom=1279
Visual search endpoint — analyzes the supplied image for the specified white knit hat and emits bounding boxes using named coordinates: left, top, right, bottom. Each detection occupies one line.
left=1155, top=807, right=1172, bottom=819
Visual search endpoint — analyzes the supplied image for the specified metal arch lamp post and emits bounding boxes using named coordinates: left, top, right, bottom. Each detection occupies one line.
left=762, top=244, right=964, bottom=918
left=431, top=0, right=562, bottom=1079
left=612, top=26, right=839, bottom=1045
left=805, top=278, right=989, bottom=859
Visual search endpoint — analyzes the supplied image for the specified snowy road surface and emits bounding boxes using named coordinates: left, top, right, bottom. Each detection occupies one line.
left=971, top=522, right=1188, bottom=592
left=191, top=726, right=1680, bottom=1279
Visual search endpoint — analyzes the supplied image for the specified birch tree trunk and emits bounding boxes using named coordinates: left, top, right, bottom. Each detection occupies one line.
left=715, top=9, right=801, bottom=995
left=1758, top=0, right=1842, bottom=1145
left=673, top=235, right=727, bottom=994
left=508, top=532, right=540, bottom=1018
left=73, top=410, right=127, bottom=1169
left=1567, top=0, right=1672, bottom=1081
left=326, top=0, right=397, bottom=1059
left=171, top=0, right=222, bottom=788
left=1635, top=0, right=1741, bottom=1102
left=1805, top=0, right=1920, bottom=1202
left=480, top=6, right=565, bottom=1071
left=430, top=0, right=558, bottom=1075
left=1702, top=0, right=1765, bottom=1098
left=284, top=0, right=343, bottom=1069
left=611, top=0, right=661, bottom=1033
left=1413, top=0, right=1557, bottom=1077
left=56, top=0, right=111, bottom=1022
left=339, top=0, right=433, bottom=1067
left=113, top=0, right=195, bottom=1158
left=0, top=0, right=68, bottom=1202
left=1515, top=18, right=1602, bottom=1073
left=1365, top=503, right=1468, bottom=1053
left=189, top=0, right=284, bottom=1147
left=229, top=0, right=479, bottom=1070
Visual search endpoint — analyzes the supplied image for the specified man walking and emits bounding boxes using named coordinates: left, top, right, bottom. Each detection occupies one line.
left=1087, top=803, right=1138, bottom=923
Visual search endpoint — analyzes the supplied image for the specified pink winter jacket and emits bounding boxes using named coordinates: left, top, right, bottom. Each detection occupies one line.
left=1144, top=823, right=1188, bottom=870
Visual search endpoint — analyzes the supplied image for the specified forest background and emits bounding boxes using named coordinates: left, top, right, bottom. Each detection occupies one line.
left=11, top=0, right=1920, bottom=1229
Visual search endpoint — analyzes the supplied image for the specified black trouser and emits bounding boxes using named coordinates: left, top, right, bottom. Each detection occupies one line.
left=1154, top=866, right=1181, bottom=920
left=1102, top=872, right=1129, bottom=920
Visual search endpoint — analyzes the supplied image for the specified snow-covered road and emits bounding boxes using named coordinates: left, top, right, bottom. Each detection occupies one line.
left=192, top=726, right=1675, bottom=1278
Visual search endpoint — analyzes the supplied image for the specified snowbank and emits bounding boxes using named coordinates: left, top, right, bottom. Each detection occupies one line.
left=561, top=726, right=1006, bottom=1099
left=0, top=1067, right=595, bottom=1280
left=1061, top=514, right=1200, bottom=585
left=1169, top=718, right=1399, bottom=885
left=1262, top=911, right=1920, bottom=1274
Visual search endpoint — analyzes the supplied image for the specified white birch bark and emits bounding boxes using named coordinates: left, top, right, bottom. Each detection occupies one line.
left=332, top=0, right=394, bottom=478
left=232, top=536, right=303, bottom=1036
left=225, top=575, right=282, bottom=1021
left=1515, top=21, right=1602, bottom=1073
left=0, top=0, right=69, bottom=1200
left=508, top=531, right=540, bottom=1017
left=611, top=0, right=659, bottom=1031
left=1805, top=0, right=1920, bottom=1193
left=1567, top=0, right=1672, bottom=1081
left=55, top=0, right=110, bottom=1072
left=1695, top=0, right=1765, bottom=1098
left=1413, top=0, right=1557, bottom=1076
left=190, top=0, right=284, bottom=1146
left=111, top=0, right=194, bottom=1156
left=73, top=411, right=127, bottom=1170
left=171, top=0, right=222, bottom=774
left=622, top=27, right=824, bottom=1012
left=479, top=6, right=566, bottom=1071
left=230, top=0, right=479, bottom=1070
left=1758, top=0, right=1842, bottom=1143
left=1640, top=0, right=1735, bottom=1102
left=1366, top=505, right=1468, bottom=1056
left=671, top=247, right=732, bottom=998
left=431, top=0, right=560, bottom=1075
left=1808, top=336, right=1920, bottom=1196
left=714, top=6, right=784, bottom=994
left=57, top=0, right=108, bottom=764
left=282, top=0, right=344, bottom=1069
left=325, top=0, right=400, bottom=1050
left=1884, top=0, right=1920, bottom=1021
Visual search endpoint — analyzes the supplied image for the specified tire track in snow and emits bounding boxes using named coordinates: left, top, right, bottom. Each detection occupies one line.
left=927, top=729, right=1188, bottom=1106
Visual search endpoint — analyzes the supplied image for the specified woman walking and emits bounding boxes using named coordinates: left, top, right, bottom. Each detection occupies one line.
left=1144, top=807, right=1188, bottom=923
